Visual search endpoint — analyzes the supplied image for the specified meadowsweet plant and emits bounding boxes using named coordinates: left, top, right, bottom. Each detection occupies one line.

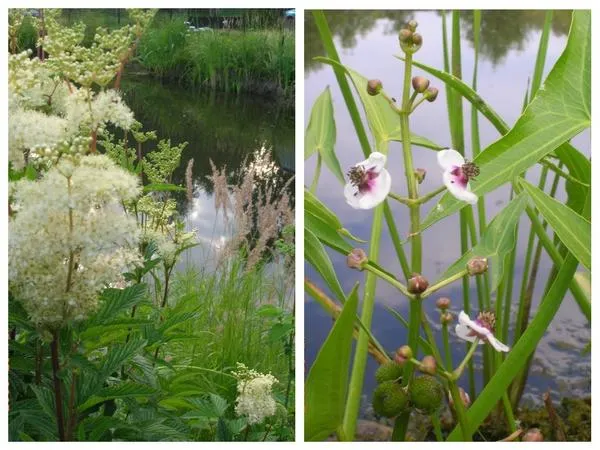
left=232, top=363, right=279, bottom=427
left=305, top=10, right=590, bottom=442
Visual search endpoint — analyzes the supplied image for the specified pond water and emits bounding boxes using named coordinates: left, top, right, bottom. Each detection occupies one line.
left=120, top=75, right=295, bottom=269
left=304, top=10, right=590, bottom=412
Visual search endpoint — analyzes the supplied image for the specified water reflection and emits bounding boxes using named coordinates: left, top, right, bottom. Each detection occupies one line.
left=305, top=10, right=571, bottom=71
left=120, top=75, right=295, bottom=267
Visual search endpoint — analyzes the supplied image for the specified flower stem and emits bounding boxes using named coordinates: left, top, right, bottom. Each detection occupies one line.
left=416, top=185, right=446, bottom=204
left=431, top=413, right=444, bottom=441
left=452, top=339, right=479, bottom=381
left=342, top=204, right=385, bottom=440
left=50, top=331, right=66, bottom=441
left=442, top=322, right=453, bottom=371
left=421, top=269, right=469, bottom=299
left=362, top=264, right=413, bottom=298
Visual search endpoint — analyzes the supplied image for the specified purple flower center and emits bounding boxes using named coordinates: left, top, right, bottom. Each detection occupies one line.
left=468, top=311, right=496, bottom=339
left=348, top=165, right=379, bottom=195
left=450, top=161, right=480, bottom=188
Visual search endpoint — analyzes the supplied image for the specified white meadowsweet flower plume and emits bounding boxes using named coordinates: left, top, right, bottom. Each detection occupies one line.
left=9, top=155, right=142, bottom=328
left=232, top=363, right=279, bottom=425
left=343, top=152, right=392, bottom=209
left=455, top=311, right=510, bottom=353
left=437, top=149, right=479, bottom=204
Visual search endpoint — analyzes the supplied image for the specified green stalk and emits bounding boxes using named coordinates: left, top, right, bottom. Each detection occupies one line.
left=449, top=381, right=471, bottom=441
left=530, top=11, right=553, bottom=99
left=342, top=205, right=385, bottom=440
left=442, top=322, right=453, bottom=371
left=431, top=414, right=444, bottom=441
left=383, top=202, right=411, bottom=279
left=393, top=34, right=424, bottom=443
left=363, top=264, right=412, bottom=298
left=421, top=269, right=468, bottom=298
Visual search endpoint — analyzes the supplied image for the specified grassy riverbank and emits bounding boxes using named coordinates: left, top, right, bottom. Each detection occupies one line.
left=137, top=20, right=294, bottom=98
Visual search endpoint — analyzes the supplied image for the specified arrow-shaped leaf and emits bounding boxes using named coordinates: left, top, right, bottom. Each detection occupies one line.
left=305, top=87, right=345, bottom=184
left=305, top=189, right=366, bottom=243
left=305, top=284, right=360, bottom=441
left=520, top=178, right=590, bottom=270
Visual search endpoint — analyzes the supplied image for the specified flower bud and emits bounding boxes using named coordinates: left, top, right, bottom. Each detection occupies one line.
left=424, top=87, right=439, bottom=102
left=414, top=168, right=426, bottom=184
left=411, top=33, right=423, bottom=47
left=467, top=257, right=488, bottom=276
left=419, top=355, right=437, bottom=375
left=398, top=29, right=413, bottom=43
left=448, top=387, right=471, bottom=409
left=440, top=311, right=454, bottom=325
left=394, top=345, right=413, bottom=365
left=436, top=297, right=451, bottom=310
left=412, top=76, right=430, bottom=93
left=367, top=79, right=383, bottom=96
left=522, top=428, right=544, bottom=442
left=407, top=20, right=418, bottom=32
left=408, top=273, right=428, bottom=295
left=347, top=248, right=368, bottom=270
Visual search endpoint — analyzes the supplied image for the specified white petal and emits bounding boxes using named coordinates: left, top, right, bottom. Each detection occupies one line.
left=487, top=335, right=510, bottom=352
left=363, top=152, right=387, bottom=173
left=443, top=171, right=478, bottom=204
left=437, top=149, right=464, bottom=170
left=458, top=311, right=471, bottom=326
left=455, top=323, right=482, bottom=344
left=344, top=182, right=361, bottom=208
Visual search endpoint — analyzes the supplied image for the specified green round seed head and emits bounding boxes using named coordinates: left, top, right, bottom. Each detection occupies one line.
left=372, top=381, right=410, bottom=418
left=375, top=361, right=404, bottom=384
left=409, top=375, right=444, bottom=413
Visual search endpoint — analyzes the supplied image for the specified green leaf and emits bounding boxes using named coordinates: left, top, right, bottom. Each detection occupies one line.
left=99, top=338, right=148, bottom=380
left=305, top=189, right=366, bottom=242
left=573, top=271, right=591, bottom=321
left=314, top=57, right=444, bottom=153
left=305, top=284, right=360, bottom=441
left=438, top=193, right=528, bottom=293
left=268, top=322, right=294, bottom=343
left=305, top=87, right=344, bottom=184
left=305, top=209, right=353, bottom=256
left=304, top=227, right=347, bottom=303
left=419, top=10, right=590, bottom=230
left=554, top=143, right=591, bottom=214
left=143, top=183, right=186, bottom=193
left=210, top=394, right=229, bottom=417
left=92, top=284, right=149, bottom=325
left=78, top=382, right=157, bottom=412
left=520, top=179, right=590, bottom=270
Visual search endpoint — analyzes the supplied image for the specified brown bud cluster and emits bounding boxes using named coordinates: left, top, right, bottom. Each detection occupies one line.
left=367, top=79, right=383, bottom=96
left=408, top=274, right=429, bottom=295
left=347, top=248, right=368, bottom=270
left=394, top=345, right=413, bottom=365
left=467, top=257, right=488, bottom=276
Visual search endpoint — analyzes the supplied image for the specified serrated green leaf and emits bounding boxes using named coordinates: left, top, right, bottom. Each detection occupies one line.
left=438, top=193, right=528, bottom=293
left=305, top=228, right=346, bottom=303
left=314, top=57, right=445, bottom=153
left=92, top=284, right=149, bottom=325
left=520, top=179, right=590, bottom=270
left=305, top=284, right=359, bottom=441
left=210, top=394, right=229, bottom=417
left=78, top=382, right=157, bottom=412
left=305, top=87, right=345, bottom=184
left=420, top=10, right=590, bottom=230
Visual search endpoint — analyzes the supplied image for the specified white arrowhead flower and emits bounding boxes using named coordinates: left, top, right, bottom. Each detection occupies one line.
left=455, top=311, right=510, bottom=353
left=343, top=152, right=391, bottom=209
left=437, top=149, right=479, bottom=204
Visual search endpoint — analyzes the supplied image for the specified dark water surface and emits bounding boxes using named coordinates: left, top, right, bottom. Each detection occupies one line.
left=121, top=76, right=295, bottom=268
left=304, top=10, right=590, bottom=412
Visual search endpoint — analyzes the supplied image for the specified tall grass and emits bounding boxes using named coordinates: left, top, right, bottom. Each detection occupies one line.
left=137, top=21, right=295, bottom=98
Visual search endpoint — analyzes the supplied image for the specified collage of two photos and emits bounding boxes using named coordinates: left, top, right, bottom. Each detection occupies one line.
left=6, top=5, right=593, bottom=444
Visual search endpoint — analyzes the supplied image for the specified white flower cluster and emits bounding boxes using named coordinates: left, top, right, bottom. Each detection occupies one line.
left=232, top=363, right=278, bottom=425
left=9, top=155, right=142, bottom=328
